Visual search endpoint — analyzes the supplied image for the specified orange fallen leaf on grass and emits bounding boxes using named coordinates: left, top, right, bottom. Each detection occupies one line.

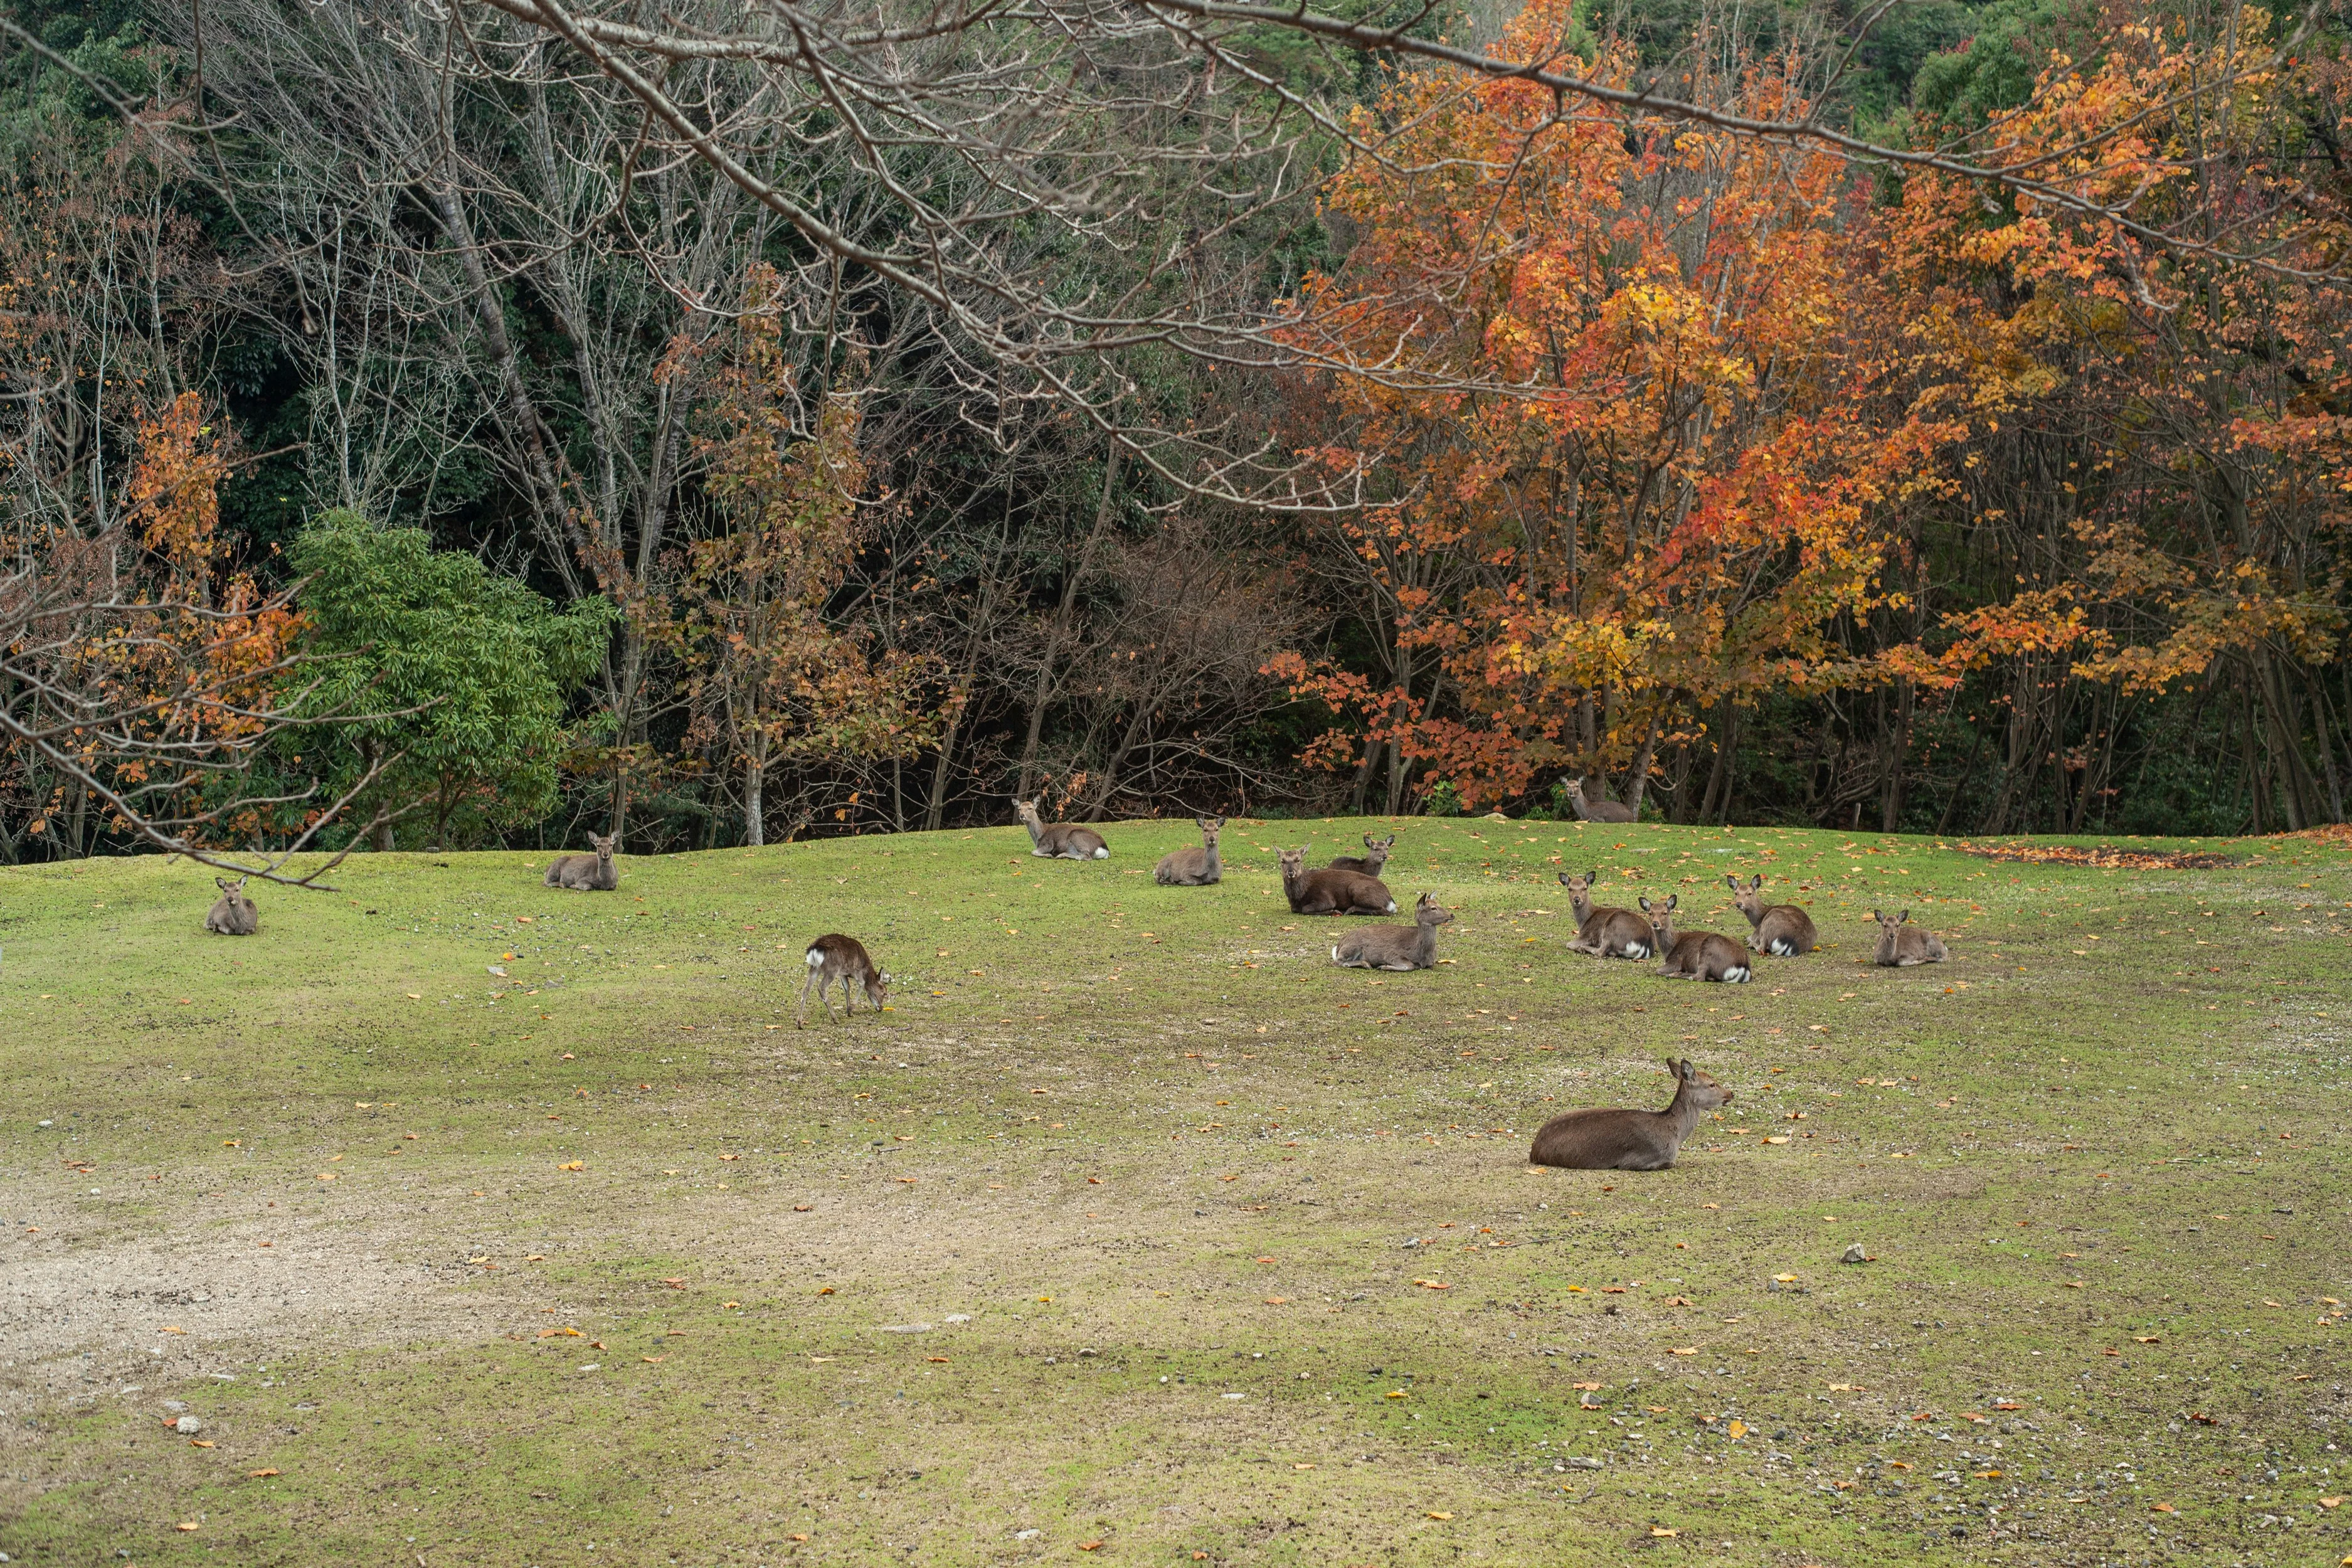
left=189, top=1439, right=215, bottom=1448
left=643, top=1355, right=665, bottom=1364
left=927, top=1356, right=950, bottom=1364
left=1645, top=1405, right=1670, bottom=1414
left=1668, top=1347, right=1698, bottom=1357
left=161, top=1326, right=186, bottom=1335
left=2151, top=1502, right=2176, bottom=1513
left=1886, top=1461, right=1912, bottom=1471
left=1078, top=1542, right=1104, bottom=1551
left=248, top=1468, right=279, bottom=1477
left=793, top=1204, right=813, bottom=1212
left=1725, top=1420, right=1747, bottom=1440
left=1570, top=1382, right=1603, bottom=1392
left=2134, top=1335, right=2159, bottom=1344
left=815, top=1286, right=835, bottom=1296
left=1265, top=1297, right=1288, bottom=1305
left=2318, top=1497, right=2342, bottom=1509
left=1425, top=1512, right=1454, bottom=1520
left=790, top=1535, right=809, bottom=1543
left=1994, top=1400, right=2021, bottom=1410
left=176, top=1522, right=199, bottom=1531
left=1414, top=1279, right=1449, bottom=1290
left=1648, top=1527, right=1678, bottom=1538
left=559, top=1161, right=585, bottom=1172
left=660, top=1277, right=686, bottom=1289
left=1973, top=1469, right=2002, bottom=1479
left=1385, top=1391, right=1407, bottom=1400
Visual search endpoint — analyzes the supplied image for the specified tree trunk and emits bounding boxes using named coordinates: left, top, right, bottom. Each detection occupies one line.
left=1698, top=700, right=1740, bottom=825
left=1880, top=678, right=1914, bottom=832
left=1019, top=448, right=1120, bottom=798
left=1623, top=716, right=1661, bottom=818
left=743, top=729, right=767, bottom=847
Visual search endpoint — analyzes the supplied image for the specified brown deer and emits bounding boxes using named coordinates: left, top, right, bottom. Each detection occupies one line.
left=1557, top=869, right=1652, bottom=960
left=1276, top=845, right=1396, bottom=916
left=1563, top=778, right=1636, bottom=824
left=1327, top=832, right=1396, bottom=876
left=1640, top=894, right=1752, bottom=983
left=1871, top=908, right=1948, bottom=967
left=1330, top=892, right=1453, bottom=970
left=1726, top=874, right=1818, bottom=956
left=1527, top=1059, right=1735, bottom=1170
left=544, top=833, right=618, bottom=891
left=203, top=877, right=258, bottom=936
left=1014, top=797, right=1110, bottom=860
left=1153, top=815, right=1226, bottom=886
left=799, top=933, right=889, bottom=1025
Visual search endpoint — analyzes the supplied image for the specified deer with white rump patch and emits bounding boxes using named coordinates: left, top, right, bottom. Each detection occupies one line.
left=1557, top=869, right=1651, bottom=959
left=799, top=933, right=888, bottom=1025
left=1330, top=893, right=1453, bottom=970
left=1526, top=1059, right=1734, bottom=1170
left=1727, top=874, right=1818, bottom=956
left=1640, top=894, right=1751, bottom=982
left=1014, top=797, right=1110, bottom=859
left=1276, top=845, right=1396, bottom=916
left=1871, top=908, right=1947, bottom=967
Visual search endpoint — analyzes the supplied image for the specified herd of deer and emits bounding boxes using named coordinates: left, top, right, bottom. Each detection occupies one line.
left=191, top=792, right=1952, bottom=1171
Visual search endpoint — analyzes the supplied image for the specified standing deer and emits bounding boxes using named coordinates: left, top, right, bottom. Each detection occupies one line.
left=1276, top=845, right=1397, bottom=916
left=1563, top=778, right=1636, bottom=824
left=1014, top=798, right=1110, bottom=860
left=1871, top=909, right=1948, bottom=967
left=544, top=833, right=619, bottom=891
left=1640, top=894, right=1752, bottom=982
left=799, top=933, right=889, bottom=1025
left=1727, top=874, right=1818, bottom=956
left=1330, top=893, right=1453, bottom=970
left=1154, top=815, right=1226, bottom=886
left=203, top=877, right=258, bottom=936
left=1327, top=833, right=1396, bottom=876
left=1558, top=869, right=1651, bottom=959
left=1527, top=1059, right=1735, bottom=1170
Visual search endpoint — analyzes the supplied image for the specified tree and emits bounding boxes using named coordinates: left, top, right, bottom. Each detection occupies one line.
left=285, top=512, right=613, bottom=849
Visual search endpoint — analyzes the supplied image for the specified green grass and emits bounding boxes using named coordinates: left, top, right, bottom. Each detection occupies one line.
left=2, top=818, right=2348, bottom=1566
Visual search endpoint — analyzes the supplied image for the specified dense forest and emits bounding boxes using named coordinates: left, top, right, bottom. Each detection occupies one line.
left=3, top=0, right=2346, bottom=872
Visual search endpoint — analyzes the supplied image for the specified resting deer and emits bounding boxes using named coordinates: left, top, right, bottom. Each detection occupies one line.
left=800, top=933, right=889, bottom=1025
left=1331, top=892, right=1453, bottom=970
left=1871, top=908, right=1947, bottom=967
left=1727, top=874, right=1818, bottom=956
left=1154, top=815, right=1226, bottom=886
left=203, top=877, right=258, bottom=936
left=1640, top=894, right=1751, bottom=983
left=1014, top=797, right=1110, bottom=860
left=1527, top=1059, right=1734, bottom=1170
left=1328, top=833, right=1396, bottom=877
left=1558, top=869, right=1651, bottom=960
left=1276, top=845, right=1396, bottom=916
left=545, top=833, right=618, bottom=891
left=1563, top=778, right=1636, bottom=824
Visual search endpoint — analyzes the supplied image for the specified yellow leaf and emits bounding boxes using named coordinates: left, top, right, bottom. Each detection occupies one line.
left=559, top=1161, right=585, bottom=1171
left=1570, top=1381, right=1602, bottom=1392
left=1762, top=1135, right=1791, bottom=1144
left=1385, top=1390, right=1407, bottom=1399
left=248, top=1468, right=280, bottom=1477
left=1726, top=1420, right=1746, bottom=1440
left=1425, top=1511, right=1454, bottom=1520
left=1649, top=1527, right=1678, bottom=1538
left=1774, top=1273, right=1798, bottom=1283
left=1668, top=1347, right=1698, bottom=1356
left=176, top=1523, right=200, bottom=1532
left=189, top=1438, right=215, bottom=1448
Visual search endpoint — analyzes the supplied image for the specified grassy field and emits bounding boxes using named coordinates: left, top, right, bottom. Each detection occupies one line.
left=1, top=817, right=2348, bottom=1567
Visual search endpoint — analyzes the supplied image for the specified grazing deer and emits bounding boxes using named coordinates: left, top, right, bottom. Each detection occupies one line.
left=1726, top=874, right=1818, bottom=956
left=1154, top=815, right=1226, bottom=886
left=1557, top=869, right=1651, bottom=960
left=1527, top=1059, right=1735, bottom=1170
left=544, top=833, right=619, bottom=891
left=799, top=933, right=889, bottom=1025
left=1640, top=894, right=1751, bottom=983
left=203, top=877, right=258, bottom=936
left=1014, top=797, right=1110, bottom=860
left=1327, top=832, right=1396, bottom=876
left=1871, top=908, right=1948, bottom=967
left=1331, top=892, right=1453, bottom=970
left=1276, top=845, right=1397, bottom=916
left=1563, top=778, right=1636, bottom=824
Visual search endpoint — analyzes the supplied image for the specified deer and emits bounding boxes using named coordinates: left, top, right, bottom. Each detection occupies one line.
left=1330, top=892, right=1453, bottom=970
left=799, top=933, right=889, bottom=1025
left=544, top=832, right=619, bottom=891
left=1557, top=869, right=1652, bottom=960
left=1562, top=777, right=1636, bottom=824
left=1014, top=797, right=1110, bottom=860
left=1871, top=908, right=1948, bottom=967
left=1276, top=844, right=1397, bottom=916
left=1640, top=893, right=1751, bottom=983
left=203, top=877, right=258, bottom=936
left=1153, top=815, right=1226, bottom=886
left=1327, top=832, right=1396, bottom=876
left=1726, top=874, right=1818, bottom=956
left=1526, top=1059, right=1735, bottom=1170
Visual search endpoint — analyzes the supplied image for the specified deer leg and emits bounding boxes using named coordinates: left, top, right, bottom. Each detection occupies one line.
left=798, top=970, right=817, bottom=1028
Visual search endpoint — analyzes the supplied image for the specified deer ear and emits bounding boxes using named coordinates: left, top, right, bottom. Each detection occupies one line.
left=1680, top=1057, right=1695, bottom=1079
left=1667, top=893, right=1679, bottom=910
left=1872, top=909, right=1883, bottom=923
left=1724, top=874, right=1738, bottom=891
left=1638, top=896, right=1653, bottom=911
left=1900, top=909, right=1910, bottom=923
left=1750, top=874, right=1763, bottom=890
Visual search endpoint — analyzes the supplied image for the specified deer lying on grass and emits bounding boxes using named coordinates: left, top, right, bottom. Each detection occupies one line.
left=800, top=933, right=888, bottom=1025
left=1871, top=908, right=1947, bottom=967
left=203, top=877, right=258, bottom=936
left=1564, top=778, right=1636, bottom=824
left=1014, top=797, right=1110, bottom=859
left=1327, top=833, right=1396, bottom=876
left=545, top=833, right=619, bottom=891
left=1527, top=1059, right=1734, bottom=1170
left=1276, top=845, right=1397, bottom=916
left=1640, top=894, right=1751, bottom=982
left=1558, top=869, right=1651, bottom=959
left=1154, top=815, right=1225, bottom=885
left=1331, top=893, right=1453, bottom=970
left=1727, top=874, right=1818, bottom=956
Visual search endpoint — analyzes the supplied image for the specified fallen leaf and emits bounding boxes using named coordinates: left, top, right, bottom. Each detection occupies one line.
left=1773, top=1273, right=1798, bottom=1283
left=816, top=1286, right=835, bottom=1295
left=1726, top=1419, right=1747, bottom=1440
left=793, top=1204, right=813, bottom=1212
left=1078, top=1542, right=1104, bottom=1551
left=2134, top=1335, right=2159, bottom=1344
left=2151, top=1502, right=2176, bottom=1514
left=559, top=1161, right=585, bottom=1171
left=927, top=1356, right=950, bottom=1364
left=1667, top=1347, right=1699, bottom=1356
left=1426, top=1511, right=1454, bottom=1520
left=1648, top=1527, right=1678, bottom=1538
left=248, top=1467, right=280, bottom=1477
left=176, top=1522, right=200, bottom=1531
left=1570, top=1381, right=1603, bottom=1392
left=189, top=1439, right=215, bottom=1448
left=1762, top=1135, right=1791, bottom=1145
